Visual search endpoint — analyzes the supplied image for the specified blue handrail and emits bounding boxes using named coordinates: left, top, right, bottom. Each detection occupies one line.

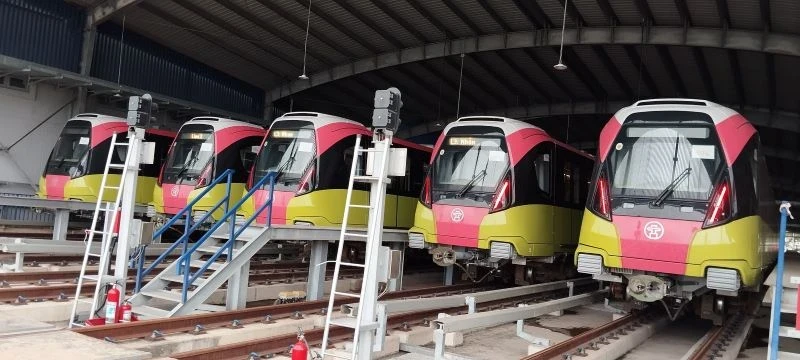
left=176, top=171, right=276, bottom=303
left=768, top=202, right=793, bottom=360
left=135, top=169, right=234, bottom=292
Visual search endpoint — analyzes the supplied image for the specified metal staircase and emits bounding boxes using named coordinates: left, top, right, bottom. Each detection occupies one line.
left=68, top=132, right=134, bottom=328
left=131, top=170, right=276, bottom=318
left=320, top=132, right=394, bottom=360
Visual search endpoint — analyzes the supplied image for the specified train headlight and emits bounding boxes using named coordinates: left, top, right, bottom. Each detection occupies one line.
left=408, top=232, right=425, bottom=249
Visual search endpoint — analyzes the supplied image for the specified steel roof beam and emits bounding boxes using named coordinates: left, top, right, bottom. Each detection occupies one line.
left=655, top=46, right=687, bottom=97
left=404, top=0, right=456, bottom=38
left=634, top=0, right=655, bottom=23
left=728, top=50, right=745, bottom=106
left=418, top=61, right=488, bottom=112
left=560, top=47, right=607, bottom=100
left=392, top=64, right=482, bottom=114
left=691, top=48, right=716, bottom=101
left=475, top=0, right=511, bottom=32
left=288, top=0, right=378, bottom=53
left=370, top=2, right=427, bottom=42
left=268, top=26, right=800, bottom=101
left=767, top=54, right=777, bottom=111
left=443, top=55, right=507, bottom=107
left=138, top=3, right=281, bottom=77
left=623, top=46, right=660, bottom=98
left=329, top=0, right=405, bottom=48
left=522, top=48, right=575, bottom=100
left=760, top=0, right=771, bottom=31
left=494, top=51, right=551, bottom=103
left=211, top=0, right=334, bottom=65
left=591, top=46, right=634, bottom=100
left=171, top=0, right=307, bottom=71
left=596, top=0, right=621, bottom=25
left=510, top=0, right=551, bottom=28
left=442, top=0, right=483, bottom=34
left=87, top=0, right=144, bottom=27
left=674, top=0, right=692, bottom=25
left=556, top=0, right=586, bottom=27
left=715, top=0, right=732, bottom=28
left=469, top=53, right=532, bottom=105
left=250, top=0, right=357, bottom=59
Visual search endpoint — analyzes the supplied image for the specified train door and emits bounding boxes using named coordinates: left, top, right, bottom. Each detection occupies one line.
left=393, top=146, right=428, bottom=228
left=531, top=142, right=556, bottom=249
left=552, top=145, right=574, bottom=250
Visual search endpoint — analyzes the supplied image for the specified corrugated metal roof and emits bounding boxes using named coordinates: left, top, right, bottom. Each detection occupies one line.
left=271, top=0, right=372, bottom=57
left=667, top=46, right=707, bottom=99
left=538, top=0, right=578, bottom=28
left=448, top=0, right=504, bottom=34
left=347, top=1, right=419, bottom=46
left=636, top=45, right=676, bottom=97
left=486, top=0, right=535, bottom=31
left=608, top=0, right=643, bottom=26
left=571, top=0, right=611, bottom=27
left=685, top=0, right=720, bottom=27
left=646, top=0, right=681, bottom=26
left=413, top=1, right=474, bottom=38
left=571, top=46, right=627, bottom=99
left=313, top=0, right=389, bottom=52
left=379, top=1, right=443, bottom=42
left=727, top=0, right=763, bottom=30
left=532, top=47, right=593, bottom=100
left=771, top=0, right=800, bottom=35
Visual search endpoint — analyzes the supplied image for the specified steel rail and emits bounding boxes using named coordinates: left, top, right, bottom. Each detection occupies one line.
left=520, top=310, right=652, bottom=360
left=687, top=325, right=725, bottom=360
left=72, top=283, right=487, bottom=341
left=168, top=283, right=592, bottom=360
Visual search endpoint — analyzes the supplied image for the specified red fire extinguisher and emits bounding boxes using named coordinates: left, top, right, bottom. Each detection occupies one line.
left=121, top=301, right=133, bottom=323
left=105, top=284, right=121, bottom=324
left=291, top=329, right=309, bottom=360
left=112, top=207, right=121, bottom=236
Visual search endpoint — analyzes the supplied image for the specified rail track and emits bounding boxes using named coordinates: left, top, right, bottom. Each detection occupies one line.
left=72, top=283, right=490, bottom=341
left=684, top=314, right=753, bottom=360
left=165, top=281, right=594, bottom=360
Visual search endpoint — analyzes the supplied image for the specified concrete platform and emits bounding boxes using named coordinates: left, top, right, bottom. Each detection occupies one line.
left=0, top=330, right=152, bottom=360
left=0, top=311, right=56, bottom=337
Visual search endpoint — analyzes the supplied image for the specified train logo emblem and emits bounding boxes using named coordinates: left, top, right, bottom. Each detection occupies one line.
left=450, top=208, right=465, bottom=222
left=643, top=221, right=665, bottom=240
left=170, top=186, right=179, bottom=198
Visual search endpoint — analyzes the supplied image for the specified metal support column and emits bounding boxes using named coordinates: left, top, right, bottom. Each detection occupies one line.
left=226, top=242, right=250, bottom=310
left=444, top=265, right=454, bottom=286
left=76, top=25, right=96, bottom=114
left=306, top=240, right=329, bottom=301
left=112, top=127, right=143, bottom=297
left=52, top=210, right=70, bottom=242
left=387, top=242, right=404, bottom=291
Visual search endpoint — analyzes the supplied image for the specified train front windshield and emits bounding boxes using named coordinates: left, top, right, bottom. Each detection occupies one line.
left=162, top=125, right=214, bottom=186
left=45, top=120, right=91, bottom=176
left=253, top=122, right=315, bottom=189
left=608, top=125, right=723, bottom=202
left=433, top=133, right=509, bottom=205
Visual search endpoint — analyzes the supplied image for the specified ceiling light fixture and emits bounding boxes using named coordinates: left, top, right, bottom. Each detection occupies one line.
left=554, top=0, right=569, bottom=71
left=298, top=0, right=312, bottom=80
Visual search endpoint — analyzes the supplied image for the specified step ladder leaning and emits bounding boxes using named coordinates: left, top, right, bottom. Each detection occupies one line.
left=68, top=132, right=137, bottom=328
left=319, top=131, right=394, bottom=359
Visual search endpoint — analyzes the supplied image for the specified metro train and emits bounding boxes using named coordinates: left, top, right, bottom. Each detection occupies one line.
left=408, top=116, right=594, bottom=285
left=574, top=99, right=777, bottom=322
left=38, top=114, right=174, bottom=204
left=150, top=117, right=265, bottom=225
left=240, top=112, right=431, bottom=228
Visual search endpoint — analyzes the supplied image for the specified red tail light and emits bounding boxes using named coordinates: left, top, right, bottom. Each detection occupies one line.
left=420, top=175, right=432, bottom=208
left=490, top=175, right=511, bottom=212
left=195, top=162, right=213, bottom=189
left=296, top=164, right=316, bottom=195
left=592, top=170, right=612, bottom=220
left=704, top=177, right=731, bottom=227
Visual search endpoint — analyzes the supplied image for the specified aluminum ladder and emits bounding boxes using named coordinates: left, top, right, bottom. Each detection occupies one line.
left=320, top=132, right=393, bottom=359
left=68, top=132, right=133, bottom=328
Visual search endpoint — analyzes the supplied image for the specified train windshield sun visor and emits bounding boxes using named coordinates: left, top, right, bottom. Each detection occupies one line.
left=45, top=121, right=91, bottom=176
left=254, top=126, right=315, bottom=186
left=163, top=125, right=214, bottom=186
left=608, top=125, right=723, bottom=203
left=433, top=135, right=509, bottom=204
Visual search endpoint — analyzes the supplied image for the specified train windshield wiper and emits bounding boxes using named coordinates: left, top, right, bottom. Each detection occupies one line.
left=273, top=143, right=299, bottom=182
left=650, top=167, right=692, bottom=207
left=456, top=170, right=487, bottom=198
left=174, top=152, right=200, bottom=181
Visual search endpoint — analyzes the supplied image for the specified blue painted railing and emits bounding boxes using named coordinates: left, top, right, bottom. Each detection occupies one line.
left=135, top=169, right=233, bottom=292
left=136, top=170, right=276, bottom=303
left=768, top=202, right=793, bottom=360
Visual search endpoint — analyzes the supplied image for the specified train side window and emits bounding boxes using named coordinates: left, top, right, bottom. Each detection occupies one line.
left=573, top=165, right=581, bottom=204
left=534, top=153, right=551, bottom=196
left=751, top=146, right=759, bottom=199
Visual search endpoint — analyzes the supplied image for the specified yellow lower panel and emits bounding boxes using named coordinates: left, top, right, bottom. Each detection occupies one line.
left=61, top=174, right=156, bottom=204
left=186, top=183, right=247, bottom=221
left=285, top=190, right=416, bottom=228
